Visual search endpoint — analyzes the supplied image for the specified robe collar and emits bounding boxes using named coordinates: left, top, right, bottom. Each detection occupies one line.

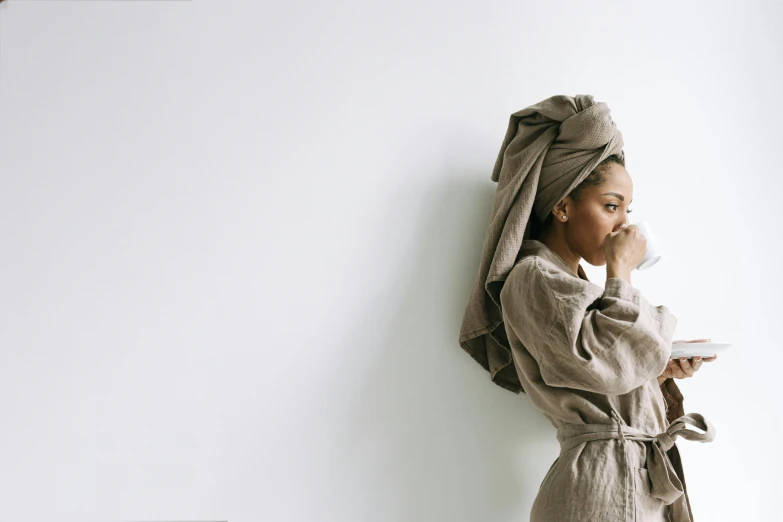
left=519, top=239, right=589, bottom=282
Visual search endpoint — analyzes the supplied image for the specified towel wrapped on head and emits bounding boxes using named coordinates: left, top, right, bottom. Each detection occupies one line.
left=458, top=94, right=625, bottom=394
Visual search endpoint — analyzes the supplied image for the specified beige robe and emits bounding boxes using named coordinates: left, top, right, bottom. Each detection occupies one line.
left=499, top=240, right=715, bottom=522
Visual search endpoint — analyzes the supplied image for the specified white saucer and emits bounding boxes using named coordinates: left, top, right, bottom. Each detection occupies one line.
left=670, top=342, right=733, bottom=359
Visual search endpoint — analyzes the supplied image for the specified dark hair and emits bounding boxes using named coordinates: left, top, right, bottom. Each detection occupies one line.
left=529, top=153, right=626, bottom=240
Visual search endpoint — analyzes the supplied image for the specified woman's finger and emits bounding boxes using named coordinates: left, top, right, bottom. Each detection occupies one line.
left=668, top=359, right=684, bottom=379
left=678, top=357, right=694, bottom=376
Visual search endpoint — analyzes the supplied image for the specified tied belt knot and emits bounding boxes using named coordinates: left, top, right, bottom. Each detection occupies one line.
left=555, top=412, right=716, bottom=505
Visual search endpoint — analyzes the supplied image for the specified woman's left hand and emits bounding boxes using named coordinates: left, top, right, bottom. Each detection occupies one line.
left=658, top=339, right=718, bottom=381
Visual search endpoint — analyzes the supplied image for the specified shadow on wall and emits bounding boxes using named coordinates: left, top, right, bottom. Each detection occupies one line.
left=323, top=170, right=560, bottom=520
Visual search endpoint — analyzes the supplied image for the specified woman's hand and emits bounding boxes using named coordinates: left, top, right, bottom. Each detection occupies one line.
left=657, top=339, right=718, bottom=384
left=604, top=224, right=647, bottom=281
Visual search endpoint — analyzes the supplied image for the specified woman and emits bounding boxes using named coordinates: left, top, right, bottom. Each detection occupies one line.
left=458, top=95, right=717, bottom=522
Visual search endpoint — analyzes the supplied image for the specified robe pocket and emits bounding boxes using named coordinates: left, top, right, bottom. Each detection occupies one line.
left=633, top=467, right=665, bottom=520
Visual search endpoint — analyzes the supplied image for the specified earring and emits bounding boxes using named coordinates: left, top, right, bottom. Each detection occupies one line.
left=561, top=215, right=567, bottom=220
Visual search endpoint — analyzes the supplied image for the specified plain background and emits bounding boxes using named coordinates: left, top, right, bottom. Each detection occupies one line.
left=0, top=1, right=780, bottom=521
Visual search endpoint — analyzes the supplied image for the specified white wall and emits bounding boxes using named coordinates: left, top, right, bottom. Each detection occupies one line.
left=0, top=1, right=780, bottom=521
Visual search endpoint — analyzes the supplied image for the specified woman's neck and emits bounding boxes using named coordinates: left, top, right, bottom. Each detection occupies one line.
left=536, top=230, right=582, bottom=277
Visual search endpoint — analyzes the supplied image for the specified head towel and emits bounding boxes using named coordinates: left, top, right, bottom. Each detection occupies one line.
left=458, top=94, right=625, bottom=394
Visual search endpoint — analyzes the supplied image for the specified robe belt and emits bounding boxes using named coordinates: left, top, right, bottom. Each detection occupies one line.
left=555, top=412, right=716, bottom=505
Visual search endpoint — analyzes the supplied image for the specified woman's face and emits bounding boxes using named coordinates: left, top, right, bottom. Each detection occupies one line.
left=562, top=164, right=634, bottom=266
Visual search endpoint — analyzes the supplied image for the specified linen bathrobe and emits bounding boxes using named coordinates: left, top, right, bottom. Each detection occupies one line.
left=498, top=239, right=715, bottom=522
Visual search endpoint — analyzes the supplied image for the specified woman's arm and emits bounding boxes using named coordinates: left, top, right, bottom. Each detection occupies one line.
left=659, top=378, right=685, bottom=425
left=501, top=258, right=677, bottom=396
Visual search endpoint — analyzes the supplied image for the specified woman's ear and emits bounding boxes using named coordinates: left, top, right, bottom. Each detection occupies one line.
left=551, top=199, right=569, bottom=221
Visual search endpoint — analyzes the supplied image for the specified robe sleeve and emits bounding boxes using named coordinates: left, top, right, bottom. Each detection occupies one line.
left=501, top=257, right=677, bottom=396
left=660, top=378, right=685, bottom=425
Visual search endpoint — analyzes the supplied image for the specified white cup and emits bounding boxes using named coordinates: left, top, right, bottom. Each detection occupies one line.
left=633, top=220, right=662, bottom=270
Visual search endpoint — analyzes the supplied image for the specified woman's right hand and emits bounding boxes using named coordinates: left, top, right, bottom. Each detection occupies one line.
left=604, top=224, right=647, bottom=272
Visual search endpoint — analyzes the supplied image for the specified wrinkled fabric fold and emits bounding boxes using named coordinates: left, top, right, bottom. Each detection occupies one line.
left=557, top=411, right=716, bottom=508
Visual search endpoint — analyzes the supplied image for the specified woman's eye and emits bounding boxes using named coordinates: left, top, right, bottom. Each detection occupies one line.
left=606, top=204, right=633, bottom=214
